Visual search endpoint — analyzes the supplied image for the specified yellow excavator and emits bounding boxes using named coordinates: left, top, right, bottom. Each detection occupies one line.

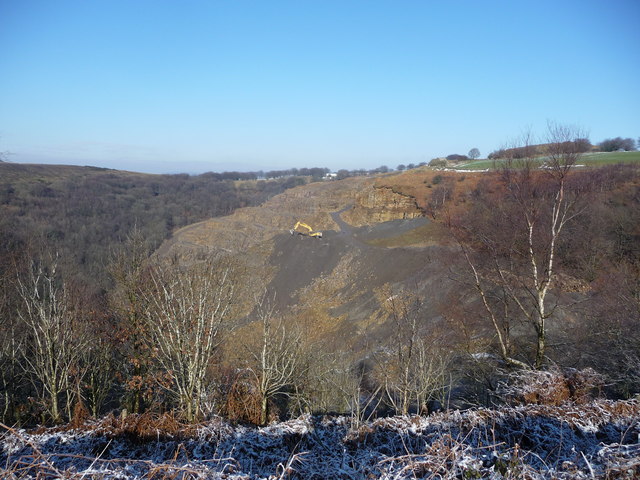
left=290, top=221, right=323, bottom=238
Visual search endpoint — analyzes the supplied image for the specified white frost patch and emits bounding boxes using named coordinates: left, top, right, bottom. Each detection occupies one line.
left=259, top=413, right=313, bottom=436
left=1, top=401, right=639, bottom=479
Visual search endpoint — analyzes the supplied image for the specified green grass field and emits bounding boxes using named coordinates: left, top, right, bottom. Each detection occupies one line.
left=453, top=151, right=640, bottom=170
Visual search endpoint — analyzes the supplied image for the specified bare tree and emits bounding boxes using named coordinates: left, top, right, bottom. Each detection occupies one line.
left=526, top=122, right=588, bottom=367
left=468, top=148, right=481, bottom=160
left=0, top=318, right=22, bottom=423
left=108, top=226, right=153, bottom=414
left=451, top=124, right=588, bottom=369
left=454, top=240, right=528, bottom=370
left=81, top=333, right=116, bottom=418
left=426, top=179, right=454, bottom=219
left=143, top=255, right=239, bottom=421
left=374, top=284, right=451, bottom=415
left=0, top=266, right=23, bottom=423
left=16, top=255, right=87, bottom=423
left=342, top=360, right=383, bottom=428
left=246, top=294, right=306, bottom=425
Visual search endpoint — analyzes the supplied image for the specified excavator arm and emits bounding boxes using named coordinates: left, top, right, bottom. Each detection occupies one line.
left=291, top=221, right=323, bottom=238
left=295, top=221, right=313, bottom=232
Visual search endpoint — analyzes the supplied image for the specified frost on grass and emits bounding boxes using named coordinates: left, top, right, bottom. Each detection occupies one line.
left=1, top=400, right=639, bottom=479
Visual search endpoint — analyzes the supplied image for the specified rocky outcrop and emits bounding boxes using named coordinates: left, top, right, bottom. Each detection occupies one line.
left=344, top=186, right=423, bottom=225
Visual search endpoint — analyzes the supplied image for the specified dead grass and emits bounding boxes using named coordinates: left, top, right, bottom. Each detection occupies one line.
left=3, top=399, right=640, bottom=479
left=500, top=367, right=605, bottom=406
left=375, top=169, right=488, bottom=211
left=95, top=412, right=200, bottom=441
left=42, top=411, right=202, bottom=442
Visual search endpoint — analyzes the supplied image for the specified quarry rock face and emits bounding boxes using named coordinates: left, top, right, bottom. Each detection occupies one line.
left=160, top=177, right=425, bottom=260
left=346, top=186, right=422, bottom=225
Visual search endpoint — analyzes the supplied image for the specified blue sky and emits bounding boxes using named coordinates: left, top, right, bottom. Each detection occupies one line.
left=1, top=0, right=639, bottom=174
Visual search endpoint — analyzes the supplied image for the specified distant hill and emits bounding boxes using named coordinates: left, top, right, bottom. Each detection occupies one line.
left=487, top=138, right=592, bottom=160
left=0, top=163, right=310, bottom=292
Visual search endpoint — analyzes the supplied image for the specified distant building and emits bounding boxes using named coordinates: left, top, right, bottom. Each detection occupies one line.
left=323, top=172, right=338, bottom=180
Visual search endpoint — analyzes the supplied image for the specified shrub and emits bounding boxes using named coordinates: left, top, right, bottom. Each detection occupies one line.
left=446, top=154, right=469, bottom=162
left=499, top=367, right=604, bottom=406
left=429, top=158, right=447, bottom=168
left=598, top=137, right=636, bottom=152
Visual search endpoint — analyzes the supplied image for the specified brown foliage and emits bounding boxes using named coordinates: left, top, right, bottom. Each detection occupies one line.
left=69, top=400, right=91, bottom=429
left=221, top=371, right=262, bottom=424
left=90, top=411, right=198, bottom=441
left=501, top=367, right=604, bottom=406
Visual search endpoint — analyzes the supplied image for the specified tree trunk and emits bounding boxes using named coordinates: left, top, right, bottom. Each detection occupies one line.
left=50, top=391, right=60, bottom=424
left=535, top=317, right=546, bottom=369
left=260, top=395, right=268, bottom=425
left=184, top=395, right=194, bottom=422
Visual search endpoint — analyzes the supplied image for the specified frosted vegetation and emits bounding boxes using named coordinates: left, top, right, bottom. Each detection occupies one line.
left=2, top=397, right=639, bottom=479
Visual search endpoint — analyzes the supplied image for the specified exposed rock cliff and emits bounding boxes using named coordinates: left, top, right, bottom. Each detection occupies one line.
left=343, top=186, right=423, bottom=225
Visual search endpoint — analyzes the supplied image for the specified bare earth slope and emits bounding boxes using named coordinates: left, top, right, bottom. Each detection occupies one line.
left=157, top=174, right=452, bottom=345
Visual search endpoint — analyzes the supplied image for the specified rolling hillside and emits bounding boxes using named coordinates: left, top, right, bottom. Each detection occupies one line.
left=453, top=150, right=640, bottom=170
left=0, top=162, right=310, bottom=291
left=159, top=162, right=640, bottom=385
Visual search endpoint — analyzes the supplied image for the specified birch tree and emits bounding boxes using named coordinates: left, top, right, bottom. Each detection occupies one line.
left=143, top=256, right=238, bottom=421
left=16, top=256, right=87, bottom=423
left=247, top=295, right=306, bottom=425
left=452, top=124, right=587, bottom=369
left=374, top=284, right=451, bottom=415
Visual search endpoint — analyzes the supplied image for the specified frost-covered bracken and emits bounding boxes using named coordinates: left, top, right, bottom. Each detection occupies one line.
left=1, top=399, right=639, bottom=479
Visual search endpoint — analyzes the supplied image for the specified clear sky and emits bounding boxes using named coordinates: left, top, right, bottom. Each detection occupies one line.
left=1, top=0, right=639, bottom=174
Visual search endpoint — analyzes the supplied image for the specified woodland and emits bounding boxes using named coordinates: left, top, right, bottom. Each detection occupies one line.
left=0, top=165, right=308, bottom=293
